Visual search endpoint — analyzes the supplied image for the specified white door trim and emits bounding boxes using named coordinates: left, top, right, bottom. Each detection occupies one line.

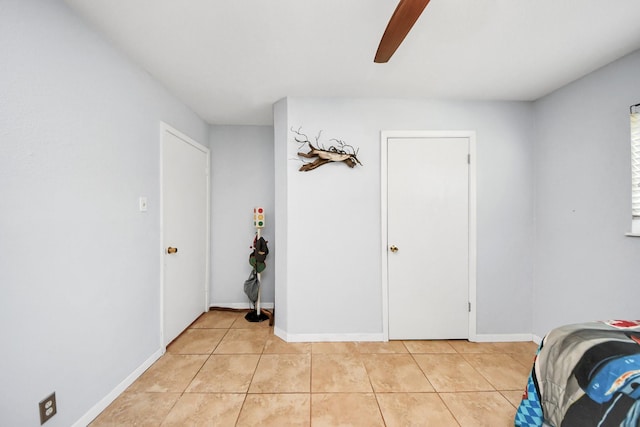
left=159, top=122, right=210, bottom=350
left=380, top=130, right=477, bottom=341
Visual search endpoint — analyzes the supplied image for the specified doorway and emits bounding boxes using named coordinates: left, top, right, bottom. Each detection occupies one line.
left=160, top=122, right=210, bottom=347
left=381, top=131, right=476, bottom=340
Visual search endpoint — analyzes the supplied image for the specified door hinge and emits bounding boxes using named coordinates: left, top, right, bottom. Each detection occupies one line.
left=468, top=302, right=471, bottom=312
left=467, top=154, right=470, bottom=164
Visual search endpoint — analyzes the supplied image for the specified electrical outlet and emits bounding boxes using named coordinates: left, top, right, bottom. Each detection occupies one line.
left=38, top=392, right=57, bottom=425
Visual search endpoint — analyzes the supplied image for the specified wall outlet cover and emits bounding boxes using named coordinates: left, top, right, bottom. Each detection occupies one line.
left=39, top=392, right=57, bottom=425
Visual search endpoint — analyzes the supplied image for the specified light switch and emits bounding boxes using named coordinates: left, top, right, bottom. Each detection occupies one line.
left=139, top=196, right=148, bottom=212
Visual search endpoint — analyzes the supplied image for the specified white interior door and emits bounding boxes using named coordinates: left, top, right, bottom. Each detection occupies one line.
left=387, top=135, right=470, bottom=340
left=161, top=123, right=209, bottom=347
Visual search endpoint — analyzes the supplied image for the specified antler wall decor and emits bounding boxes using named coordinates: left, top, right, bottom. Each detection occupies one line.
left=291, top=127, right=362, bottom=172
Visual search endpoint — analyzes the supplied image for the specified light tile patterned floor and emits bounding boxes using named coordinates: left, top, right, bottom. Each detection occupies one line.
left=90, top=309, right=537, bottom=426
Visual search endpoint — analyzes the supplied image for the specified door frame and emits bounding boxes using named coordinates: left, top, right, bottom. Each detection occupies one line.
left=159, top=121, right=210, bottom=350
left=380, top=130, right=477, bottom=341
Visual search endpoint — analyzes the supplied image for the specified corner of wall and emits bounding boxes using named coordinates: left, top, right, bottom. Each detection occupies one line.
left=272, top=98, right=289, bottom=333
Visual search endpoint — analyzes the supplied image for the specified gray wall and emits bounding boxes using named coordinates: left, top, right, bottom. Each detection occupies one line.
left=274, top=98, right=535, bottom=339
left=209, top=125, right=275, bottom=307
left=532, top=50, right=640, bottom=338
left=0, top=1, right=208, bottom=425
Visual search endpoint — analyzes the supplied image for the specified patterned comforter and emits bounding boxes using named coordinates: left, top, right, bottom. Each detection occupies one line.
left=515, top=321, right=640, bottom=427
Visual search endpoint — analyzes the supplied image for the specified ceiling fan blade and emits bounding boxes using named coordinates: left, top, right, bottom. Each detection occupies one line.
left=374, top=0, right=431, bottom=63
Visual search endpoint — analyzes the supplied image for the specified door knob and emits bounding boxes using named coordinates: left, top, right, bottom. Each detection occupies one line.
left=389, top=245, right=398, bottom=253
left=167, top=247, right=178, bottom=254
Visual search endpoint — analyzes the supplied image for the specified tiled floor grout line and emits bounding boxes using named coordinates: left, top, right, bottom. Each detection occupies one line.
left=405, top=344, right=463, bottom=426
left=361, top=351, right=387, bottom=426
left=459, top=352, right=498, bottom=392
left=160, top=324, right=215, bottom=426
left=309, top=346, right=313, bottom=426
left=205, top=316, right=255, bottom=427
left=371, top=392, right=388, bottom=426
left=437, top=391, right=464, bottom=427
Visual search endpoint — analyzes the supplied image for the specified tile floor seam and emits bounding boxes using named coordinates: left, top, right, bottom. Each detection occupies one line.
left=436, top=392, right=463, bottom=427
left=182, top=352, right=214, bottom=394
left=372, top=390, right=389, bottom=426
left=233, top=392, right=249, bottom=427
left=459, top=352, right=499, bottom=392
left=378, top=395, right=390, bottom=427
left=245, top=346, right=264, bottom=400
left=361, top=352, right=378, bottom=394
left=158, top=389, right=185, bottom=426
left=407, top=348, right=438, bottom=391
left=308, top=383, right=312, bottom=427
left=310, top=349, right=314, bottom=402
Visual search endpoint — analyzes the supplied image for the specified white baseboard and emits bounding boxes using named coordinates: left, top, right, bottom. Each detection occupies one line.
left=72, top=348, right=163, bottom=427
left=272, top=327, right=535, bottom=344
left=532, top=334, right=543, bottom=345
left=471, top=333, right=535, bottom=343
left=210, top=302, right=274, bottom=310
left=274, top=326, right=384, bottom=343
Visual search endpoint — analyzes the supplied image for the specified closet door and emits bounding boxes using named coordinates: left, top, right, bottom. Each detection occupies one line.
left=387, top=136, right=469, bottom=340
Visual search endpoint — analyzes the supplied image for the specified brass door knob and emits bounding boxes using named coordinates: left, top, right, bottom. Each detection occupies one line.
left=167, top=247, right=178, bottom=254
left=389, top=245, right=398, bottom=253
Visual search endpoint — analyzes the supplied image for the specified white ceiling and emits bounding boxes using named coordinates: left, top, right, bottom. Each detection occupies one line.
left=64, top=0, right=640, bottom=126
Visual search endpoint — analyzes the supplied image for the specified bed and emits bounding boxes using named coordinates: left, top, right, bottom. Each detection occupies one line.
left=515, top=320, right=640, bottom=427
